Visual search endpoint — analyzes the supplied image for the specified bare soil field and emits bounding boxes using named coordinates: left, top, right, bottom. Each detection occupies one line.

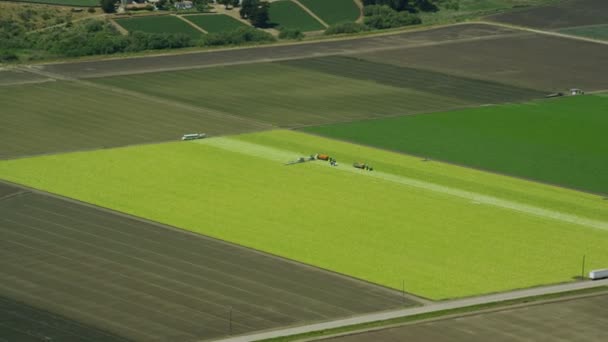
left=324, top=293, right=608, bottom=342
left=0, top=69, right=52, bottom=86
left=0, top=80, right=270, bottom=159
left=0, top=183, right=410, bottom=342
left=0, top=296, right=130, bottom=342
left=488, top=0, right=608, bottom=29
left=38, top=23, right=514, bottom=79
left=358, top=33, right=608, bottom=92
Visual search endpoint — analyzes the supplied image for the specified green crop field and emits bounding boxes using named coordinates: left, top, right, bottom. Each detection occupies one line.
left=91, top=62, right=474, bottom=127
left=559, top=24, right=608, bottom=41
left=269, top=0, right=326, bottom=31
left=182, top=14, right=248, bottom=33
left=1, top=0, right=99, bottom=6
left=1, top=130, right=607, bottom=300
left=299, top=0, right=360, bottom=25
left=115, top=15, right=202, bottom=38
left=302, top=95, right=608, bottom=194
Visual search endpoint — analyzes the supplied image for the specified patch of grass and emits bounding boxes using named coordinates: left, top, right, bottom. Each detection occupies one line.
left=269, top=0, right=325, bottom=31
left=420, top=0, right=558, bottom=24
left=302, top=95, right=608, bottom=194
left=91, top=62, right=472, bottom=127
left=115, top=15, right=202, bottom=38
left=559, top=24, right=608, bottom=41
left=182, top=14, right=249, bottom=33
left=1, top=130, right=607, bottom=300
left=299, top=0, right=360, bottom=25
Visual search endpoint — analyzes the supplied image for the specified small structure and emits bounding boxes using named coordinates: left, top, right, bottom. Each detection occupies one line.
left=181, top=133, right=206, bottom=140
left=589, top=268, right=608, bottom=280
left=175, top=0, right=193, bottom=10
left=570, top=88, right=584, bottom=96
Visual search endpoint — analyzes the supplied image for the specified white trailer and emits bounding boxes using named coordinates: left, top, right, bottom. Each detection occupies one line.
left=181, top=133, right=206, bottom=141
left=589, top=269, right=608, bottom=280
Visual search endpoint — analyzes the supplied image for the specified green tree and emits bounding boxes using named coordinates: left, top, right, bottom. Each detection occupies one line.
left=100, top=0, right=116, bottom=13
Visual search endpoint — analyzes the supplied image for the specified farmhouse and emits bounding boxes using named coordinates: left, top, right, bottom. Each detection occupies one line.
left=175, top=1, right=193, bottom=10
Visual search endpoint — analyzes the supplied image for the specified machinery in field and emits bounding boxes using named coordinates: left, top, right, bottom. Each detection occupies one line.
left=353, top=162, right=373, bottom=171
left=589, top=268, right=608, bottom=280
left=181, top=133, right=206, bottom=141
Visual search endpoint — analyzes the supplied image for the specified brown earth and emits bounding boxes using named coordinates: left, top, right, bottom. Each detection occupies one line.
left=358, top=33, right=608, bottom=92
left=37, top=23, right=515, bottom=79
left=487, top=0, right=608, bottom=29
left=0, top=182, right=413, bottom=342
left=322, top=293, right=608, bottom=342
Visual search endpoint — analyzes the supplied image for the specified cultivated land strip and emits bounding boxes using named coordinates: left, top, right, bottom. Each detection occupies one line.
left=198, top=137, right=608, bottom=231
left=477, top=20, right=608, bottom=46
left=214, top=279, right=608, bottom=342
left=0, top=182, right=410, bottom=341
left=292, top=0, right=329, bottom=28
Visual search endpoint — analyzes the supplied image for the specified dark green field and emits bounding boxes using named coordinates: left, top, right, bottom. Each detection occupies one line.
left=269, top=0, right=326, bottom=31
left=299, top=0, right=360, bottom=25
left=183, top=14, right=248, bottom=33
left=115, top=15, right=202, bottom=38
left=559, top=24, right=608, bottom=40
left=325, top=293, right=608, bottom=342
left=0, top=182, right=410, bottom=342
left=302, top=95, right=608, bottom=194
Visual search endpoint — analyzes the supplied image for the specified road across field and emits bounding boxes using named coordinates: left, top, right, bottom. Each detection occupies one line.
left=323, top=293, right=608, bottom=342
left=36, top=23, right=516, bottom=79
left=0, top=183, right=412, bottom=342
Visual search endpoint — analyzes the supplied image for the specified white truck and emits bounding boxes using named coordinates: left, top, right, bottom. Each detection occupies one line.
left=589, top=269, right=608, bottom=280
left=181, top=133, right=206, bottom=141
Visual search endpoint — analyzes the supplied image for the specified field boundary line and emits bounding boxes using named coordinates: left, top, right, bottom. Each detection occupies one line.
left=213, top=279, right=608, bottom=342
left=292, top=0, right=329, bottom=28
left=478, top=20, right=608, bottom=46
left=199, top=137, right=608, bottom=232
left=175, top=14, right=209, bottom=34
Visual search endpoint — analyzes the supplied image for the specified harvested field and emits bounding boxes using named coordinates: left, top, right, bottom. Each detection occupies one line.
left=0, top=296, right=130, bottom=342
left=2, top=130, right=607, bottom=300
left=299, top=0, right=360, bottom=25
left=0, top=69, right=51, bottom=86
left=559, top=24, right=608, bottom=41
left=37, top=23, right=515, bottom=78
left=0, top=81, right=269, bottom=159
left=0, top=182, right=407, bottom=342
left=358, top=33, right=608, bottom=91
left=302, top=95, right=608, bottom=194
left=281, top=56, right=545, bottom=103
left=183, top=14, right=248, bottom=33
left=91, top=62, right=472, bottom=127
left=488, top=0, right=608, bottom=29
left=269, top=0, right=326, bottom=31
left=115, top=15, right=202, bottom=38
left=324, top=293, right=608, bottom=342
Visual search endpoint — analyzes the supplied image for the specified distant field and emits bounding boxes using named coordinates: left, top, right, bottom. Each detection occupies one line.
left=302, top=95, right=608, bottom=194
left=299, top=0, right=360, bottom=25
left=2, top=130, right=607, bottom=300
left=269, top=0, right=325, bottom=31
left=281, top=56, right=545, bottom=104
left=183, top=14, right=248, bottom=33
left=327, top=293, right=608, bottom=342
left=0, top=69, right=51, bottom=86
left=0, top=81, right=268, bottom=159
left=487, top=0, right=608, bottom=29
left=559, top=24, right=608, bottom=41
left=0, top=0, right=99, bottom=6
left=91, top=62, right=473, bottom=127
left=115, top=15, right=202, bottom=38
left=358, top=33, right=608, bottom=92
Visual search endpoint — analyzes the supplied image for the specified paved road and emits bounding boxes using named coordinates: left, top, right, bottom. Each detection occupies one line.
left=213, top=279, right=608, bottom=342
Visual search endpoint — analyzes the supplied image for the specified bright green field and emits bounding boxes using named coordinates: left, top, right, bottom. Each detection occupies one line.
left=115, top=16, right=202, bottom=38
left=559, top=24, right=608, bottom=41
left=1, top=130, right=607, bottom=300
left=299, top=0, right=360, bottom=25
left=183, top=14, right=248, bottom=33
left=302, top=96, right=608, bottom=194
left=269, top=0, right=326, bottom=31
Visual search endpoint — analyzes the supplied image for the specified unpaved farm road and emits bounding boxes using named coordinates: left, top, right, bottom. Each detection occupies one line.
left=213, top=278, right=608, bottom=342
